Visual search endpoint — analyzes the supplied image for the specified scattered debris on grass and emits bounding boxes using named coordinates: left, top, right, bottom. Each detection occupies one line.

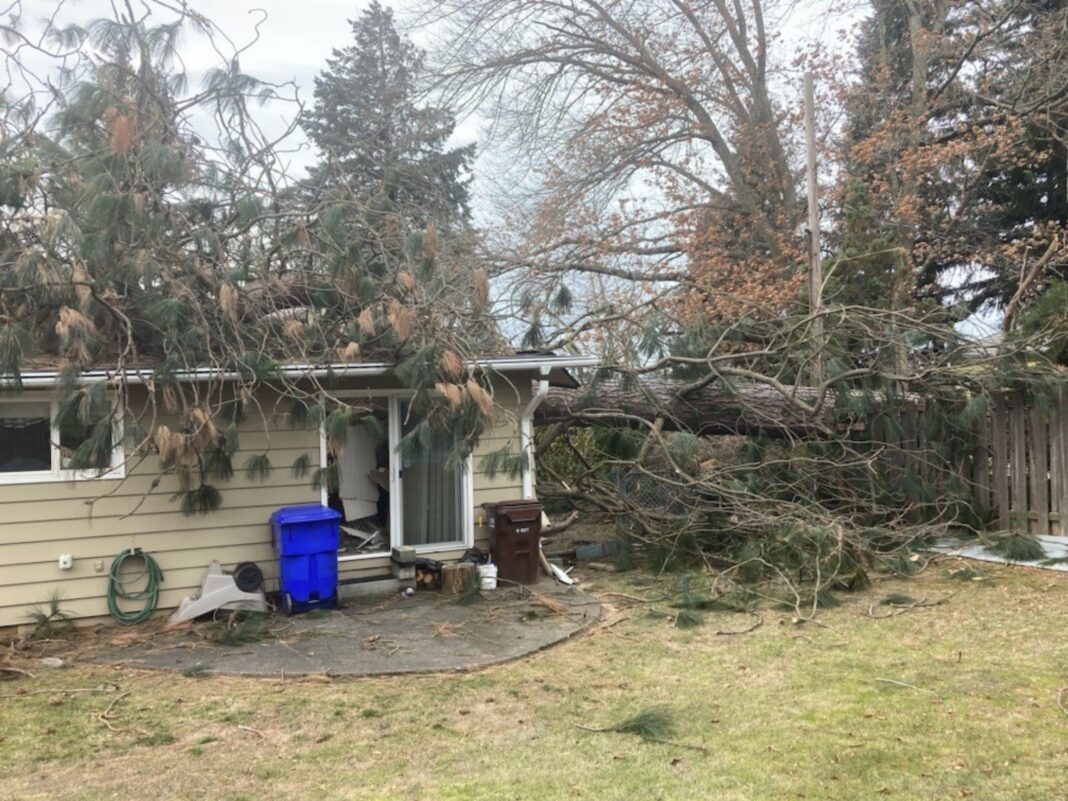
left=237, top=724, right=266, bottom=739
left=875, top=678, right=938, bottom=695
left=0, top=666, right=34, bottom=681
left=201, top=611, right=274, bottom=646
left=577, top=706, right=709, bottom=754
left=671, top=575, right=718, bottom=611
left=0, top=682, right=120, bottom=700
left=990, top=534, right=1046, bottom=562
left=673, top=609, right=705, bottom=629
left=611, top=707, right=677, bottom=740
left=867, top=593, right=954, bottom=618
left=24, top=592, right=75, bottom=643
left=709, top=586, right=762, bottom=612
left=95, top=690, right=130, bottom=731
left=715, top=614, right=763, bottom=636
left=881, top=593, right=918, bottom=606
left=531, top=593, right=567, bottom=616
left=945, top=565, right=987, bottom=581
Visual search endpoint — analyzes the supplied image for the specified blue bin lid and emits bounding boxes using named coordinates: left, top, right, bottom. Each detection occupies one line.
left=270, top=504, right=341, bottom=526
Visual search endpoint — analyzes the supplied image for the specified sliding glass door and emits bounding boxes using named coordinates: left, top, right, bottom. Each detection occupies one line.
left=329, top=396, right=391, bottom=557
left=398, top=400, right=465, bottom=547
left=328, top=394, right=470, bottom=559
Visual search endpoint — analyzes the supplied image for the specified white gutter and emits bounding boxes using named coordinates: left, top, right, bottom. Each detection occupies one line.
left=520, top=366, right=552, bottom=500
left=9, top=354, right=600, bottom=389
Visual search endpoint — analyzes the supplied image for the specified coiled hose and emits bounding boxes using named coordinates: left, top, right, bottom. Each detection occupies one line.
left=107, top=548, right=164, bottom=625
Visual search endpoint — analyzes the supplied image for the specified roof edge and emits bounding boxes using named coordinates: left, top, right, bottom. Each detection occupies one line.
left=6, top=354, right=601, bottom=389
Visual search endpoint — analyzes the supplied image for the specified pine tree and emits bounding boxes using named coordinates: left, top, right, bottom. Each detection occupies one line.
left=301, top=2, right=474, bottom=228
left=835, top=0, right=1067, bottom=321
left=0, top=5, right=499, bottom=511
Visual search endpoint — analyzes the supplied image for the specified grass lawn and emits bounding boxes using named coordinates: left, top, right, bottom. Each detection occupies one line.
left=2, top=560, right=1066, bottom=800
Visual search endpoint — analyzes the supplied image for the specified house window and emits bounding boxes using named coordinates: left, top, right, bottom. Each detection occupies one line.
left=58, top=413, right=114, bottom=471
left=0, top=395, right=124, bottom=484
left=0, top=402, right=52, bottom=474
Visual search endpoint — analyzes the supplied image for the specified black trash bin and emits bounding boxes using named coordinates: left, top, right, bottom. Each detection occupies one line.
left=483, top=500, right=543, bottom=585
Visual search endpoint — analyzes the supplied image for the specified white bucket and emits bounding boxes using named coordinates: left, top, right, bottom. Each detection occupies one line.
left=477, top=563, right=498, bottom=590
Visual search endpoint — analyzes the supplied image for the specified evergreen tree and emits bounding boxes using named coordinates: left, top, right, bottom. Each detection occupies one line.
left=301, top=2, right=474, bottom=228
left=0, top=5, right=498, bottom=511
left=835, top=0, right=1067, bottom=322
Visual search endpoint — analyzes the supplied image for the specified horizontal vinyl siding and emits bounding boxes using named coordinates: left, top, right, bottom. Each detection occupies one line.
left=468, top=375, right=531, bottom=550
left=0, top=373, right=540, bottom=628
left=0, top=387, right=320, bottom=628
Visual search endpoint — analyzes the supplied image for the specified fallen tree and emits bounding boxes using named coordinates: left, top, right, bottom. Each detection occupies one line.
left=537, top=378, right=842, bottom=438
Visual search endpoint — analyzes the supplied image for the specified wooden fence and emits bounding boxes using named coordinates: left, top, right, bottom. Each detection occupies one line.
left=969, top=387, right=1068, bottom=536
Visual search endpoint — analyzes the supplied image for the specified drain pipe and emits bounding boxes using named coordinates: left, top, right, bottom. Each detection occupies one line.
left=520, top=367, right=551, bottom=499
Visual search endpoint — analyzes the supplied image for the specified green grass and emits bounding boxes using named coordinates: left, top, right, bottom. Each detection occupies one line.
left=1, top=561, right=1066, bottom=800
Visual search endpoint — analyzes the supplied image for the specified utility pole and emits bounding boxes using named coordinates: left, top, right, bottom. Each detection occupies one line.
left=804, top=71, right=825, bottom=388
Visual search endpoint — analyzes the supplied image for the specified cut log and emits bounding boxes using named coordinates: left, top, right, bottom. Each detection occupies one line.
left=536, top=378, right=840, bottom=438
left=441, top=563, right=477, bottom=595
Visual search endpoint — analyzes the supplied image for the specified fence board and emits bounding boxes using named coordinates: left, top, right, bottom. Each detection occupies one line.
left=836, top=388, right=1068, bottom=536
left=1010, top=395, right=1029, bottom=531
left=969, top=387, right=1068, bottom=536
left=1055, top=393, right=1063, bottom=536
left=972, top=409, right=991, bottom=511
left=1056, top=387, right=1068, bottom=535
left=1030, top=405, right=1050, bottom=537
left=992, top=393, right=1010, bottom=530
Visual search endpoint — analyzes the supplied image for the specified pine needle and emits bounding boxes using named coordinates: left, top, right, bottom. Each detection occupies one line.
left=24, top=591, right=75, bottom=641
left=453, top=574, right=482, bottom=606
left=945, top=565, right=987, bottom=581
left=577, top=706, right=709, bottom=754
left=709, top=587, right=761, bottom=612
left=612, top=707, right=677, bottom=740
left=881, top=593, right=917, bottom=606
left=674, top=609, right=705, bottom=628
left=990, top=535, right=1045, bottom=562
left=203, top=611, right=273, bottom=645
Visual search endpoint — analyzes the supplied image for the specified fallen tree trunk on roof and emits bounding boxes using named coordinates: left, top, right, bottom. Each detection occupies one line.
left=534, top=378, right=842, bottom=438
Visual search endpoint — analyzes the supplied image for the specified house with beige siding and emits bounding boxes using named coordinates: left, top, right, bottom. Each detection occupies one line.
left=0, top=354, right=595, bottom=631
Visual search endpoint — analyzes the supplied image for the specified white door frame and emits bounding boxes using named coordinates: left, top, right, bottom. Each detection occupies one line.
left=321, top=390, right=474, bottom=563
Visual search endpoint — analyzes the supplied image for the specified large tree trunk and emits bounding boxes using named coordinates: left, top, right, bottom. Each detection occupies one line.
left=535, top=379, right=841, bottom=438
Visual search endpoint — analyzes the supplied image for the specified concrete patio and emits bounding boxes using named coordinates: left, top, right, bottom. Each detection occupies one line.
left=88, top=580, right=601, bottom=677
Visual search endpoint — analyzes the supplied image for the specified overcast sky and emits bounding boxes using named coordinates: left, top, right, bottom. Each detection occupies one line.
left=19, top=1, right=456, bottom=177
left=14, top=1, right=997, bottom=334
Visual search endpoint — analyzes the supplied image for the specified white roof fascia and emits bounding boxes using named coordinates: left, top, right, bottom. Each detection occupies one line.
left=8, top=354, right=600, bottom=388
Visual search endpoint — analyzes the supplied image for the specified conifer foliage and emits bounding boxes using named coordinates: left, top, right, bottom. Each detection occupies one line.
left=301, top=1, right=475, bottom=228
left=0, top=2, right=495, bottom=511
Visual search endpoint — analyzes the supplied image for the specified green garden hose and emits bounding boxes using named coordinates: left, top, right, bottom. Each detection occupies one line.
left=106, top=548, right=164, bottom=625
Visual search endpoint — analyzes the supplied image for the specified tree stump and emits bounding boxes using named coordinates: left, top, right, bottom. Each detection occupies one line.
left=441, top=562, right=477, bottom=595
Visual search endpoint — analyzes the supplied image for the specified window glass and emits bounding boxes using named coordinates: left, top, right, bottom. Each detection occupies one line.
left=399, top=400, right=463, bottom=546
left=0, top=402, right=52, bottom=473
left=59, top=416, right=114, bottom=471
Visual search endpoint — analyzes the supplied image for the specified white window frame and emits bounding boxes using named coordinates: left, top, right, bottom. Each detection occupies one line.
left=321, top=390, right=474, bottom=563
left=0, top=392, right=126, bottom=485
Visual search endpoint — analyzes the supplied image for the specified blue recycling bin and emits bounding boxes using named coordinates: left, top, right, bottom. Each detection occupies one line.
left=270, top=504, right=341, bottom=614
